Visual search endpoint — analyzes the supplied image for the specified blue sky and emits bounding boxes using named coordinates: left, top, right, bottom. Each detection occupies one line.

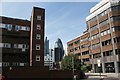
left=1, top=2, right=98, bottom=52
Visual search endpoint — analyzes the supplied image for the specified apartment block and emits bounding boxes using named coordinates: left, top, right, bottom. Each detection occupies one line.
left=0, top=7, right=45, bottom=68
left=67, top=0, right=120, bottom=73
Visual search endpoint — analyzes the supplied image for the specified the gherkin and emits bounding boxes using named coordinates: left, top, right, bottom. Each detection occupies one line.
left=54, top=38, right=64, bottom=63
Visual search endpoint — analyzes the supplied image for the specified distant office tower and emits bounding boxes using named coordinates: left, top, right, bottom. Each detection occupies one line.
left=44, top=49, right=54, bottom=68
left=54, top=38, right=64, bottom=63
left=44, top=37, right=49, bottom=56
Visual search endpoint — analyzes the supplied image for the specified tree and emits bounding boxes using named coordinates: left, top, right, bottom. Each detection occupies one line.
left=61, top=55, right=82, bottom=70
left=61, top=55, right=92, bottom=72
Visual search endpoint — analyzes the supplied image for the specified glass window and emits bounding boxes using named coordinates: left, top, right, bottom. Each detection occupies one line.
left=37, top=24, right=41, bottom=30
left=15, top=25, right=21, bottom=31
left=36, top=55, right=40, bottom=61
left=37, top=16, right=41, bottom=20
left=26, top=27, right=30, bottom=31
left=14, top=44, right=18, bottom=48
left=7, top=24, right=12, bottom=31
left=36, top=34, right=41, bottom=40
left=4, top=24, right=12, bottom=31
left=18, top=44, right=23, bottom=48
left=4, top=43, right=11, bottom=48
left=36, top=44, right=40, bottom=50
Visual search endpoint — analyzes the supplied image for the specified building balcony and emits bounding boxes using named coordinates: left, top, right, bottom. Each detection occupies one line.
left=91, top=38, right=100, bottom=45
left=101, top=34, right=111, bottom=42
left=102, top=44, right=113, bottom=52
left=91, top=47, right=101, bottom=54
left=81, top=54, right=90, bottom=59
left=91, top=29, right=99, bottom=36
left=98, top=14, right=108, bottom=23
left=81, top=47, right=89, bottom=52
left=100, top=24, right=110, bottom=32
left=103, top=56, right=115, bottom=63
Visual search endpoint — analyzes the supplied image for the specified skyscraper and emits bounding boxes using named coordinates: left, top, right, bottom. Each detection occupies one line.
left=44, top=37, right=49, bottom=56
left=54, top=38, right=64, bottom=63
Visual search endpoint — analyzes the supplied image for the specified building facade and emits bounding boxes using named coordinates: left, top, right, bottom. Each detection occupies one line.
left=67, top=0, right=120, bottom=73
left=44, top=49, right=54, bottom=69
left=0, top=7, right=45, bottom=68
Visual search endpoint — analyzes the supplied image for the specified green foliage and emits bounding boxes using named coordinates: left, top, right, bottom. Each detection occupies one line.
left=61, top=55, right=92, bottom=72
left=61, top=55, right=82, bottom=70
left=80, top=64, right=92, bottom=72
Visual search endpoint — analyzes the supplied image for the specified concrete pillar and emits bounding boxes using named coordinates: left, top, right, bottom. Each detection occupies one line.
left=114, top=61, right=118, bottom=73
left=102, top=63, right=105, bottom=73
left=92, top=63, right=95, bottom=73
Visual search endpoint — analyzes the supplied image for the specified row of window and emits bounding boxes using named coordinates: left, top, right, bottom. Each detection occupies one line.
left=99, top=19, right=109, bottom=27
left=91, top=26, right=120, bottom=40
left=111, top=5, right=120, bottom=10
left=102, top=39, right=111, bottom=46
left=68, top=43, right=73, bottom=47
left=74, top=40, right=80, bottom=44
left=1, top=62, right=28, bottom=67
left=98, top=9, right=108, bottom=18
left=101, top=29, right=111, bottom=36
left=82, top=51, right=89, bottom=55
left=81, top=37, right=88, bottom=42
left=110, top=16, right=120, bottom=22
left=93, top=53, right=101, bottom=59
left=114, top=37, right=120, bottom=43
left=103, top=50, right=113, bottom=57
left=74, top=47, right=80, bottom=51
left=91, top=33, right=99, bottom=40
left=89, top=6, right=119, bottom=28
left=69, top=37, right=120, bottom=52
left=0, top=23, right=30, bottom=31
left=90, top=25, right=98, bottom=32
left=112, top=26, right=120, bottom=32
left=81, top=44, right=88, bottom=48
left=90, top=17, right=119, bottom=32
left=83, top=58, right=89, bottom=62
left=0, top=23, right=42, bottom=32
left=68, top=37, right=88, bottom=47
left=0, top=43, right=29, bottom=49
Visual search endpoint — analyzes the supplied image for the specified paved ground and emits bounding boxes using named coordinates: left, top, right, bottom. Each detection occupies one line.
left=83, top=77, right=119, bottom=80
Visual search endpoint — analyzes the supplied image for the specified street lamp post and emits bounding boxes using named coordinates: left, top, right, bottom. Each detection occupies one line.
left=72, top=56, right=74, bottom=80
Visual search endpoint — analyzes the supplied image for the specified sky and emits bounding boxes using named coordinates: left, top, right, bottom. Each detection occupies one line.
left=0, top=1, right=99, bottom=53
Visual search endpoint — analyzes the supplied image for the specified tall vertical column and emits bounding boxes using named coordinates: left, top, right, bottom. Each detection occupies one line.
left=108, top=7, right=119, bottom=73
left=97, top=15, right=105, bottom=73
left=0, top=17, right=2, bottom=75
left=30, top=7, right=45, bottom=67
left=87, top=20, right=95, bottom=73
